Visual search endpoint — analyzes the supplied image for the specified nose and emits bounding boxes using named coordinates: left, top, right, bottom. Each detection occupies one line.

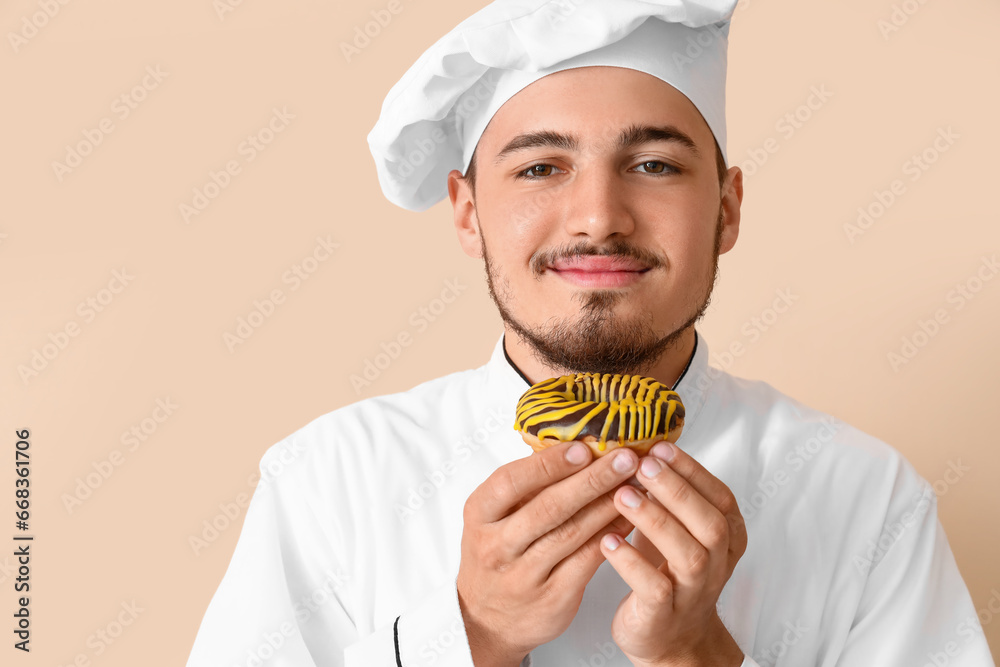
left=562, top=163, right=636, bottom=241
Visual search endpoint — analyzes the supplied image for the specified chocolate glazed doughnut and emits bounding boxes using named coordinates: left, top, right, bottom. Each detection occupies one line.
left=513, top=373, right=685, bottom=457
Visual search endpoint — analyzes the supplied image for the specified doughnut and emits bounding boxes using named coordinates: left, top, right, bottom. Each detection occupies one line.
left=513, top=373, right=685, bottom=457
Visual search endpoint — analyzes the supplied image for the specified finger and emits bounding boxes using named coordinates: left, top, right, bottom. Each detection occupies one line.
left=599, top=532, right=674, bottom=625
left=624, top=474, right=648, bottom=491
left=504, top=447, right=639, bottom=554
left=647, top=443, right=748, bottom=568
left=613, top=484, right=710, bottom=592
left=638, top=451, right=731, bottom=555
left=631, top=494, right=667, bottom=566
left=632, top=529, right=663, bottom=566
left=649, top=442, right=740, bottom=521
left=468, top=440, right=593, bottom=524
left=548, top=512, right=635, bottom=588
left=523, top=483, right=630, bottom=568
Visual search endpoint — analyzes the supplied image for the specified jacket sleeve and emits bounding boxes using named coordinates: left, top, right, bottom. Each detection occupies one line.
left=343, top=579, right=532, bottom=667
left=187, top=430, right=368, bottom=667
left=185, top=441, right=532, bottom=667
left=834, top=476, right=995, bottom=666
left=185, top=463, right=360, bottom=667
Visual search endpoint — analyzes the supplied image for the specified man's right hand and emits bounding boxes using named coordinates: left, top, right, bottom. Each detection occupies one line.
left=456, top=440, right=639, bottom=667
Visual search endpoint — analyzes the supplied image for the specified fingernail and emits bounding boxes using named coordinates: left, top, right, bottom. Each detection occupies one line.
left=651, top=442, right=676, bottom=463
left=620, top=487, right=642, bottom=508
left=639, top=456, right=662, bottom=478
left=612, top=450, right=634, bottom=473
left=602, top=533, right=621, bottom=551
left=566, top=442, right=588, bottom=464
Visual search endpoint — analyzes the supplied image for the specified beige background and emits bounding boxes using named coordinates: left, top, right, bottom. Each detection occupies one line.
left=1, top=0, right=998, bottom=663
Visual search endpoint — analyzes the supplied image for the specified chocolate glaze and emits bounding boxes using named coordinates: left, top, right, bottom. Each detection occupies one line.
left=526, top=401, right=685, bottom=439
left=514, top=373, right=687, bottom=444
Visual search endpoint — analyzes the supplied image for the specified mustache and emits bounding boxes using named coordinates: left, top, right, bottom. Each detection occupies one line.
left=531, top=239, right=665, bottom=275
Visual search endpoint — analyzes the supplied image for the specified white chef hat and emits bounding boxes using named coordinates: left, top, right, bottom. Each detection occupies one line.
left=367, top=0, right=739, bottom=212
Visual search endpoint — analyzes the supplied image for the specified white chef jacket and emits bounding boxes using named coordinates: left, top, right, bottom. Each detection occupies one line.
left=186, top=329, right=995, bottom=667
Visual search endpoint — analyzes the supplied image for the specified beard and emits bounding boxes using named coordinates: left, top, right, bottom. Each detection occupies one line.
left=481, top=205, right=725, bottom=377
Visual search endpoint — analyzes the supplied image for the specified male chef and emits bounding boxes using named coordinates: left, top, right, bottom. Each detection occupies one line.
left=186, top=1, right=995, bottom=666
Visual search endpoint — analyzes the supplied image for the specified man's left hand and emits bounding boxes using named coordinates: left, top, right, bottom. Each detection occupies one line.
left=599, top=441, right=748, bottom=667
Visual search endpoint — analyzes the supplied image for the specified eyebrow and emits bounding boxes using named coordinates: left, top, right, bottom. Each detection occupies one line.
left=492, top=123, right=701, bottom=165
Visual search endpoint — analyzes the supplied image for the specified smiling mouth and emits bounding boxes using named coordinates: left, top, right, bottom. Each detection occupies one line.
left=549, top=256, right=651, bottom=273
left=548, top=265, right=651, bottom=288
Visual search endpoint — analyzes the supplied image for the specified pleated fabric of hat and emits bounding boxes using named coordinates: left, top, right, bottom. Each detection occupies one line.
left=368, top=0, right=739, bottom=212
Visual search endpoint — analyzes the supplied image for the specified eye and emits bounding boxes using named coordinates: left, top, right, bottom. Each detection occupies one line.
left=634, top=160, right=679, bottom=176
left=514, top=163, right=559, bottom=180
left=514, top=160, right=680, bottom=180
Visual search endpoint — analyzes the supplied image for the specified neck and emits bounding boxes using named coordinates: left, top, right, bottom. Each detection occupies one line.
left=503, top=325, right=697, bottom=389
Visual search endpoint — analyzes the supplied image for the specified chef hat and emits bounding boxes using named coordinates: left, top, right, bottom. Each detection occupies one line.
left=368, top=0, right=739, bottom=212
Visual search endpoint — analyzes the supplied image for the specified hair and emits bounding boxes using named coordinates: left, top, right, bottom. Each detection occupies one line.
left=462, top=137, right=729, bottom=199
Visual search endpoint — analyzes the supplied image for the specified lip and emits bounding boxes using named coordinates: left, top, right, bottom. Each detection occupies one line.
left=551, top=256, right=649, bottom=272
left=549, top=256, right=650, bottom=288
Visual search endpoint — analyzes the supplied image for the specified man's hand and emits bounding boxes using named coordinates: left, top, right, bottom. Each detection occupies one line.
left=599, top=442, right=748, bottom=667
left=457, top=440, right=640, bottom=667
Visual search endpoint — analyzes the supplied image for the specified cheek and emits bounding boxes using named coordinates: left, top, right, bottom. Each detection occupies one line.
left=645, top=222, right=718, bottom=285
left=487, top=205, right=557, bottom=263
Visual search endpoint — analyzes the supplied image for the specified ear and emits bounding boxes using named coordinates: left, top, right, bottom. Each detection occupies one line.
left=448, top=169, right=482, bottom=259
left=718, top=165, right=743, bottom=255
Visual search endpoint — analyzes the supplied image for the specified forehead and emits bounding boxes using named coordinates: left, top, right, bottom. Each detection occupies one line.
left=478, top=66, right=712, bottom=158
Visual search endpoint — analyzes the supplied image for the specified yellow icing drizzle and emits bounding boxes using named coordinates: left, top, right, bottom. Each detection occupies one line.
left=513, top=372, right=684, bottom=450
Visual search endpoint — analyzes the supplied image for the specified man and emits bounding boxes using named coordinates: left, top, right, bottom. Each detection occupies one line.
left=186, top=1, right=995, bottom=666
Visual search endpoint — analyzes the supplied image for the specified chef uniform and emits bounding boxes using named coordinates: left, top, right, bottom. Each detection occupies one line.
left=188, top=1, right=996, bottom=665
left=186, top=331, right=994, bottom=666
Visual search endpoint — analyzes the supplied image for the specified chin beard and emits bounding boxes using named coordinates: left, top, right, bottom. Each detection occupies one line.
left=479, top=207, right=723, bottom=377
left=494, top=287, right=703, bottom=376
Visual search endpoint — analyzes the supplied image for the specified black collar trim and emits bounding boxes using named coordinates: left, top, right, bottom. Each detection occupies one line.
left=502, top=335, right=533, bottom=388
left=671, top=332, right=697, bottom=391
left=501, top=332, right=698, bottom=391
